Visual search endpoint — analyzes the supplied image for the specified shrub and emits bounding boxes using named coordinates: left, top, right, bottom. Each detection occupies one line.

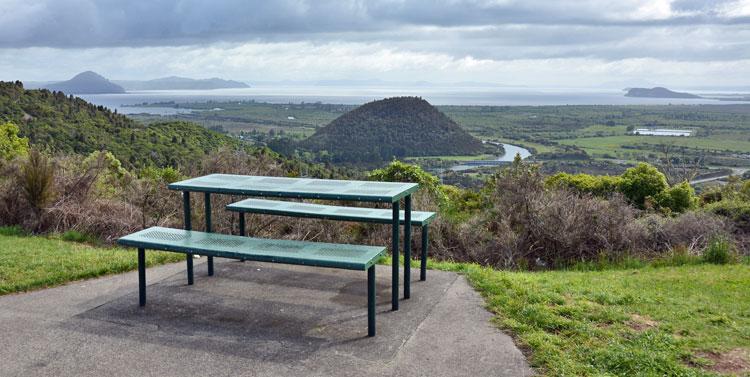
left=546, top=172, right=622, bottom=197
left=61, top=230, right=95, bottom=243
left=369, top=160, right=445, bottom=204
left=0, top=121, right=29, bottom=162
left=704, top=199, right=750, bottom=233
left=703, top=237, right=736, bottom=264
left=618, top=163, right=669, bottom=208
left=0, top=225, right=26, bottom=236
left=20, top=149, right=54, bottom=223
left=654, top=181, right=698, bottom=214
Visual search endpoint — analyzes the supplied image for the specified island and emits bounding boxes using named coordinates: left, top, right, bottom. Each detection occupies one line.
left=44, top=71, right=126, bottom=94
left=115, top=76, right=249, bottom=90
left=624, top=87, right=701, bottom=99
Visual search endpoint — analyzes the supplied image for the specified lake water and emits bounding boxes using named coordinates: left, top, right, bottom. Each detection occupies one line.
left=78, top=85, right=750, bottom=114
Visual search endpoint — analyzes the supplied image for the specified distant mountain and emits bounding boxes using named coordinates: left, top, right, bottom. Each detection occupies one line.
left=625, top=87, right=701, bottom=99
left=44, top=71, right=125, bottom=94
left=115, top=76, right=249, bottom=90
left=300, top=97, right=484, bottom=164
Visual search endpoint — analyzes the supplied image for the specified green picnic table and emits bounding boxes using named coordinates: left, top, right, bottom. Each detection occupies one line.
left=168, top=174, right=419, bottom=311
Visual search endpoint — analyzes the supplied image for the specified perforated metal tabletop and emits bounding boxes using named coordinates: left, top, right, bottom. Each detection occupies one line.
left=169, top=174, right=419, bottom=203
left=118, top=227, right=386, bottom=270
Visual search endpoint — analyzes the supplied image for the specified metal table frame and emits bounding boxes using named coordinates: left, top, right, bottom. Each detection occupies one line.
left=169, top=174, right=419, bottom=311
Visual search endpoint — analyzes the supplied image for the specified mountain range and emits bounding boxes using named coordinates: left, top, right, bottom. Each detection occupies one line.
left=114, top=76, right=249, bottom=90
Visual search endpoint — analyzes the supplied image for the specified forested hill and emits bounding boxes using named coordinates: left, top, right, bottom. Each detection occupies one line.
left=0, top=81, right=241, bottom=167
left=300, top=97, right=484, bottom=164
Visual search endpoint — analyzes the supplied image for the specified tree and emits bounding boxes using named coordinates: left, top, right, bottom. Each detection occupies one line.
left=0, top=121, right=29, bottom=161
left=618, top=163, right=669, bottom=208
left=654, top=181, right=698, bottom=214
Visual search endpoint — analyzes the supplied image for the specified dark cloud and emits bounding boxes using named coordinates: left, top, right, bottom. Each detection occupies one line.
left=1, top=0, right=749, bottom=49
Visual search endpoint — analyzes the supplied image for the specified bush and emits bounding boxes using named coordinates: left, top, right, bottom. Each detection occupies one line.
left=61, top=230, right=95, bottom=243
left=704, top=199, right=750, bottom=233
left=0, top=225, right=26, bottom=236
left=0, top=121, right=29, bottom=161
left=618, top=163, right=669, bottom=208
left=546, top=172, right=622, bottom=197
left=703, top=237, right=736, bottom=264
left=654, top=181, right=698, bottom=214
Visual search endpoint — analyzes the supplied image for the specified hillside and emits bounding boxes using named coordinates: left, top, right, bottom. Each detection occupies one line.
left=300, top=97, right=483, bottom=163
left=625, top=87, right=701, bottom=99
left=115, top=76, right=249, bottom=90
left=44, top=71, right=126, bottom=94
left=0, top=81, right=240, bottom=167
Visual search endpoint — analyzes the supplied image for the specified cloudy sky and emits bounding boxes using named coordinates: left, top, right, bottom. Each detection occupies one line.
left=1, top=0, right=749, bottom=88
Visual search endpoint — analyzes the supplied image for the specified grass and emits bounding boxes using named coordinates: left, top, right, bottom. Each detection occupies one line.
left=0, top=233, right=184, bottom=295
left=380, top=255, right=750, bottom=376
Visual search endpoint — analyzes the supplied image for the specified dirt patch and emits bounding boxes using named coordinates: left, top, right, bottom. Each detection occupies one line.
left=698, top=348, right=750, bottom=375
left=626, top=314, right=659, bottom=331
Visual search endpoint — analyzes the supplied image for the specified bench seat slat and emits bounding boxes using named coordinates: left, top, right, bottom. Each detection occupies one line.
left=118, top=227, right=385, bottom=271
left=226, top=199, right=436, bottom=226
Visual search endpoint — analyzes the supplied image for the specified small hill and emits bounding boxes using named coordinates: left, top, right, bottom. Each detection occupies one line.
left=0, top=81, right=240, bottom=167
left=116, top=76, right=249, bottom=90
left=625, top=87, right=701, bottom=99
left=300, top=97, right=483, bottom=164
left=44, top=71, right=126, bottom=94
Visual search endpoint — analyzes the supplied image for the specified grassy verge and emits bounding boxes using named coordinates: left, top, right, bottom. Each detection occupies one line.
left=382, top=256, right=750, bottom=376
left=0, top=233, right=184, bottom=295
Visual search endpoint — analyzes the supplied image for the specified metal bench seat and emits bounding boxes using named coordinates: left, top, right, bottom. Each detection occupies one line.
left=226, top=198, right=435, bottom=281
left=118, top=226, right=385, bottom=336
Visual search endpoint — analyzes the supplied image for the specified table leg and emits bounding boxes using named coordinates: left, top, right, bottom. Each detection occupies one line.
left=404, top=195, right=411, bottom=299
left=138, top=248, right=146, bottom=306
left=368, top=265, right=376, bottom=337
left=391, top=200, right=399, bottom=311
left=205, top=192, right=214, bottom=276
left=421, top=225, right=428, bottom=281
left=183, top=191, right=194, bottom=285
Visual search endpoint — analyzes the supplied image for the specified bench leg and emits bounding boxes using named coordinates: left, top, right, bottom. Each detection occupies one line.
left=239, top=213, right=246, bottom=262
left=421, top=225, right=428, bottom=281
left=186, top=254, right=194, bottom=285
left=183, top=191, right=194, bottom=285
left=404, top=195, right=411, bottom=299
left=138, top=248, right=146, bottom=306
left=368, top=265, right=376, bottom=337
left=205, top=192, right=214, bottom=277
left=391, top=200, right=399, bottom=311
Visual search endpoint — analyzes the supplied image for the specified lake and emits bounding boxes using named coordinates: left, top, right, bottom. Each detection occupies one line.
left=78, top=85, right=750, bottom=114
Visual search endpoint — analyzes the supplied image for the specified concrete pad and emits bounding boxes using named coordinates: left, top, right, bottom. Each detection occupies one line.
left=0, top=259, right=533, bottom=376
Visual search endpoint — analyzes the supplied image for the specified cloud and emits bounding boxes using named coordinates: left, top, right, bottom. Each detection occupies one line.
left=0, top=0, right=748, bottom=86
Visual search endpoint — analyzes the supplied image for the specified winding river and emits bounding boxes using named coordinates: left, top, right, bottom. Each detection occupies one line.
left=450, top=142, right=532, bottom=171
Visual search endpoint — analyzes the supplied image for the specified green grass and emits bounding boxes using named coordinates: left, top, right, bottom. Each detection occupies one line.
left=381, top=255, right=749, bottom=376
left=0, top=234, right=184, bottom=295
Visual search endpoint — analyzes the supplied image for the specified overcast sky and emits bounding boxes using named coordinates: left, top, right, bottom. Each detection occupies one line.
left=1, top=0, right=749, bottom=88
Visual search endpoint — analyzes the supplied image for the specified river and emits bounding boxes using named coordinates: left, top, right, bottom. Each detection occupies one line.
left=450, top=143, right=532, bottom=171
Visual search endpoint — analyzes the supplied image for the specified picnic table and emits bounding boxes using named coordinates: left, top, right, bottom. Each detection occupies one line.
left=168, top=174, right=420, bottom=311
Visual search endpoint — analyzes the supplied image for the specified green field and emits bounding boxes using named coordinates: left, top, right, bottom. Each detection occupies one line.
left=0, top=233, right=183, bottom=295
left=130, top=101, right=750, bottom=173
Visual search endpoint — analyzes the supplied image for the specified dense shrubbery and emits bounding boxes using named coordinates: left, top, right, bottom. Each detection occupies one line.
left=546, top=162, right=697, bottom=214
left=1, top=148, right=745, bottom=270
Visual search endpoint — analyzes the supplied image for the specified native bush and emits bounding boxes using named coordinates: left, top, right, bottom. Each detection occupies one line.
left=703, top=236, right=737, bottom=264
left=546, top=172, right=622, bottom=197
left=618, top=163, right=669, bottom=209
left=653, top=181, right=698, bottom=214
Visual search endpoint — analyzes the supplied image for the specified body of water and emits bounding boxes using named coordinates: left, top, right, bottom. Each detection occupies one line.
left=632, top=128, right=693, bottom=136
left=78, top=85, right=750, bottom=114
left=450, top=143, right=532, bottom=171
